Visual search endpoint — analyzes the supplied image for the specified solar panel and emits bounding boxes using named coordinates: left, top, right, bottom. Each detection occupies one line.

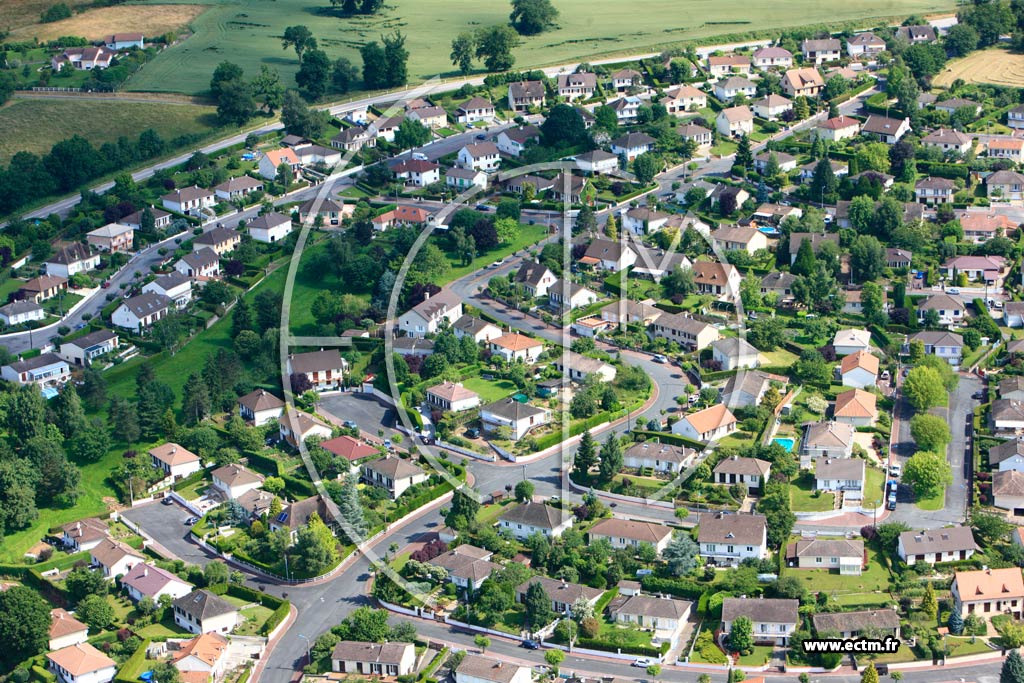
left=276, top=512, right=288, bottom=523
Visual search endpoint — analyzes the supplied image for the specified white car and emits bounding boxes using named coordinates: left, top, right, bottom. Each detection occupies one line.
left=889, top=463, right=902, bottom=477
left=631, top=658, right=652, bottom=668
left=653, top=354, right=669, bottom=363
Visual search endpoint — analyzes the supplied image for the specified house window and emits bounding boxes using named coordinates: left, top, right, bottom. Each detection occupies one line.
left=726, top=545, right=734, bottom=553
left=816, top=557, right=823, bottom=563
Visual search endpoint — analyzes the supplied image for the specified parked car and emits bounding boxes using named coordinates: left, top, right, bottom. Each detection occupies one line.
left=653, top=354, right=669, bottom=363
left=475, top=133, right=487, bottom=141
left=465, top=428, right=480, bottom=439
left=972, top=390, right=986, bottom=400
left=184, top=516, right=199, bottom=525
left=947, top=287, right=960, bottom=295
left=343, top=420, right=358, bottom=430
left=889, top=463, right=902, bottom=477
left=521, top=639, right=540, bottom=650
left=162, top=496, right=174, bottom=506
left=631, top=658, right=652, bottom=668
left=886, top=499, right=896, bottom=511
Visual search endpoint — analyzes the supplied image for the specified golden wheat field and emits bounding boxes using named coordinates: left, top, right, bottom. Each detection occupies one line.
left=8, top=4, right=207, bottom=42
left=935, top=48, right=1024, bottom=88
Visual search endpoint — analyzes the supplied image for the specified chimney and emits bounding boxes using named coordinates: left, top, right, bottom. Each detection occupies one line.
left=170, top=446, right=177, bottom=454
left=143, top=567, right=148, bottom=577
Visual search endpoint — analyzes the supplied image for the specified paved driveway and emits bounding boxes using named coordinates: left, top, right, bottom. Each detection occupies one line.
left=122, top=500, right=218, bottom=566
left=319, top=392, right=404, bottom=440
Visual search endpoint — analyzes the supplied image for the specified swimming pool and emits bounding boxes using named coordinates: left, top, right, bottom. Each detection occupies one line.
left=772, top=437, right=796, bottom=452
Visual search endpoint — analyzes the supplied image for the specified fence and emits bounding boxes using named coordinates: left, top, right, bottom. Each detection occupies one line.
left=434, top=438, right=496, bottom=462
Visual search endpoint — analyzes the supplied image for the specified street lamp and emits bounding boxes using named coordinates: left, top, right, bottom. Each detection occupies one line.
left=297, top=633, right=311, bottom=664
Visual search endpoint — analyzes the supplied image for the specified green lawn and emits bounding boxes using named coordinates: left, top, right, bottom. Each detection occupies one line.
left=759, top=348, right=799, bottom=367
left=916, top=488, right=945, bottom=511
left=475, top=499, right=514, bottom=526
left=782, top=543, right=892, bottom=595
left=461, top=377, right=517, bottom=403
left=863, top=466, right=885, bottom=507
left=235, top=605, right=274, bottom=636
left=737, top=645, right=774, bottom=666
left=441, top=223, right=549, bottom=285
left=790, top=472, right=834, bottom=512
left=135, top=616, right=191, bottom=639
left=126, top=0, right=955, bottom=95
left=0, top=98, right=221, bottom=164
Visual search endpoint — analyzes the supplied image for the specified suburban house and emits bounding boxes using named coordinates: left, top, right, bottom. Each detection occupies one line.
left=988, top=138, right=1024, bottom=162
left=752, top=46, right=793, bottom=68
left=455, top=654, right=531, bottom=683
left=812, top=609, right=900, bottom=639
left=549, top=172, right=591, bottom=203
left=789, top=231, right=840, bottom=265
left=887, top=247, right=913, bottom=269
left=212, top=175, right=263, bottom=202
left=753, top=151, right=797, bottom=175
left=86, top=223, right=134, bottom=253
left=372, top=205, right=435, bottom=230
left=489, top=333, right=544, bottom=363
left=47, top=643, right=116, bottom=683
left=607, top=96, right=642, bottom=123
left=193, top=227, right=240, bottom=255
left=514, top=261, right=557, bottom=297
left=331, top=641, right=415, bottom=677
left=721, top=370, right=788, bottom=409
left=297, top=198, right=348, bottom=226
left=609, top=595, right=692, bottom=643
left=623, top=441, right=696, bottom=474
left=498, top=502, right=571, bottom=540
left=452, top=315, right=502, bottom=344
left=941, top=254, right=1007, bottom=283
left=986, top=169, right=1024, bottom=200
left=994, top=400, right=1024, bottom=433
left=650, top=312, right=720, bottom=350
left=935, top=97, right=982, bottom=116
left=714, top=76, right=756, bottom=101
left=833, top=388, right=878, bottom=427
left=915, top=176, right=956, bottom=205
left=287, top=349, right=347, bottom=391
left=49, top=609, right=89, bottom=651
left=321, top=435, right=378, bottom=464
left=909, top=330, right=963, bottom=365
left=713, top=456, right=771, bottom=491
left=516, top=576, right=602, bottom=614
left=574, top=149, right=619, bottom=174
left=673, top=403, right=737, bottom=441
left=600, top=299, right=662, bottom=326
left=330, top=125, right=375, bottom=152
left=161, top=186, right=215, bottom=216
left=1, top=353, right=70, bottom=388
left=862, top=115, right=912, bottom=143
left=801, top=38, right=841, bottom=64
left=149, top=442, right=202, bottom=480
left=551, top=350, right=616, bottom=383
left=917, top=293, right=965, bottom=326
left=588, top=518, right=673, bottom=554
left=814, top=458, right=865, bottom=500
left=786, top=538, right=865, bottom=574
left=52, top=46, right=114, bottom=71
left=61, top=518, right=108, bottom=553
left=839, top=350, right=879, bottom=389
left=847, top=32, right=886, bottom=56
left=257, top=148, right=301, bottom=180
left=711, top=225, right=769, bottom=254
left=922, top=128, right=973, bottom=155
left=428, top=545, right=497, bottom=591
left=678, top=123, right=713, bottom=146
left=623, top=207, right=671, bottom=235
left=407, top=105, right=448, bottom=128
left=247, top=212, right=293, bottom=244
left=480, top=399, right=549, bottom=441
left=557, top=72, right=597, bottom=100
left=104, top=32, right=145, bottom=49
left=751, top=93, right=793, bottom=121
left=211, top=464, right=264, bottom=500
left=392, top=337, right=435, bottom=357
left=507, top=81, right=545, bottom=111
left=398, top=288, right=463, bottom=337
left=1009, top=105, right=1024, bottom=129
left=391, top=159, right=440, bottom=187
left=698, top=512, right=768, bottom=564
left=174, top=249, right=220, bottom=280
left=707, top=54, right=752, bottom=77
left=722, top=598, right=799, bottom=645
left=801, top=421, right=855, bottom=466
left=711, top=337, right=760, bottom=371
left=1001, top=376, right=1024, bottom=400
left=610, top=132, right=657, bottom=160
left=18, top=274, right=68, bottom=303
left=993, top=469, right=1024, bottom=512
left=716, top=106, right=754, bottom=136
left=661, top=85, right=707, bottom=114
left=121, top=207, right=172, bottom=231
left=610, top=68, right=643, bottom=90
left=426, top=381, right=481, bottom=412
left=142, top=271, right=192, bottom=308
left=832, top=328, right=872, bottom=355
left=362, top=455, right=428, bottom=499
left=896, top=24, right=937, bottom=42
left=548, top=279, right=598, bottom=311
left=173, top=590, right=239, bottom=634
left=898, top=526, right=978, bottom=565
left=692, top=260, right=741, bottom=298
left=760, top=271, right=797, bottom=299
left=455, top=97, right=495, bottom=123
left=782, top=67, right=825, bottom=98
left=269, top=494, right=336, bottom=538
left=89, top=539, right=144, bottom=579
left=46, top=243, right=100, bottom=279
left=989, top=440, right=1024, bottom=473
left=952, top=568, right=1024, bottom=620
left=446, top=167, right=488, bottom=191
left=814, top=115, right=861, bottom=142
left=170, top=632, right=230, bottom=682
left=122, top=563, right=193, bottom=603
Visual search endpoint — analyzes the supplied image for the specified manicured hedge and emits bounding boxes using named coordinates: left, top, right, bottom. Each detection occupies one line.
left=630, top=430, right=705, bottom=451
left=261, top=599, right=291, bottom=636
left=114, top=638, right=151, bottom=683
left=640, top=575, right=705, bottom=600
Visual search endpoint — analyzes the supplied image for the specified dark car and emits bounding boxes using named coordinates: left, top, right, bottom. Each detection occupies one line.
left=886, top=500, right=896, bottom=511
left=465, top=428, right=480, bottom=439
left=972, top=390, right=986, bottom=400
left=162, top=496, right=174, bottom=506
left=475, top=133, right=487, bottom=141
left=520, top=639, right=540, bottom=650
left=343, top=420, right=358, bottom=430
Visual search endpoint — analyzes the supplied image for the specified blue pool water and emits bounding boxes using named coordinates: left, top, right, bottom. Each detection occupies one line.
left=773, top=437, right=796, bottom=452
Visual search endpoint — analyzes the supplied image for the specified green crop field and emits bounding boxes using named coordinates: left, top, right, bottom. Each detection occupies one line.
left=0, top=98, right=222, bottom=164
left=127, top=0, right=956, bottom=95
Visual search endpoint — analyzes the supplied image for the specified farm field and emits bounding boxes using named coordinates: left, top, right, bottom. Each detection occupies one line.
left=8, top=4, right=209, bottom=42
left=934, top=47, right=1024, bottom=88
left=127, top=0, right=957, bottom=95
left=3, top=0, right=93, bottom=33
left=0, top=98, right=221, bottom=164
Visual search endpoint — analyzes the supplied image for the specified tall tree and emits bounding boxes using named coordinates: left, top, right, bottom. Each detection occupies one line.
left=850, top=234, right=886, bottom=282
left=509, top=0, right=560, bottom=35
left=296, top=48, right=331, bottom=100
left=336, top=472, right=368, bottom=540
left=903, top=450, right=953, bottom=498
left=381, top=31, right=409, bottom=87
left=252, top=65, right=284, bottom=113
left=734, top=135, right=753, bottom=170
left=1002, top=648, right=1024, bottom=683
left=597, top=434, right=623, bottom=484
left=523, top=581, right=554, bottom=630
left=282, top=25, right=316, bottom=61
left=0, top=586, right=51, bottom=668
left=216, top=78, right=255, bottom=126
left=281, top=89, right=328, bottom=138
left=209, top=61, right=243, bottom=99
left=475, top=25, right=520, bottom=72
left=332, top=57, right=359, bottom=94
left=360, top=41, right=387, bottom=89
left=573, top=430, right=597, bottom=476
left=450, top=33, right=476, bottom=74
left=0, top=459, right=38, bottom=536
left=52, top=383, right=86, bottom=438
left=663, top=533, right=699, bottom=576
left=182, top=373, right=211, bottom=425
left=294, top=512, right=339, bottom=575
